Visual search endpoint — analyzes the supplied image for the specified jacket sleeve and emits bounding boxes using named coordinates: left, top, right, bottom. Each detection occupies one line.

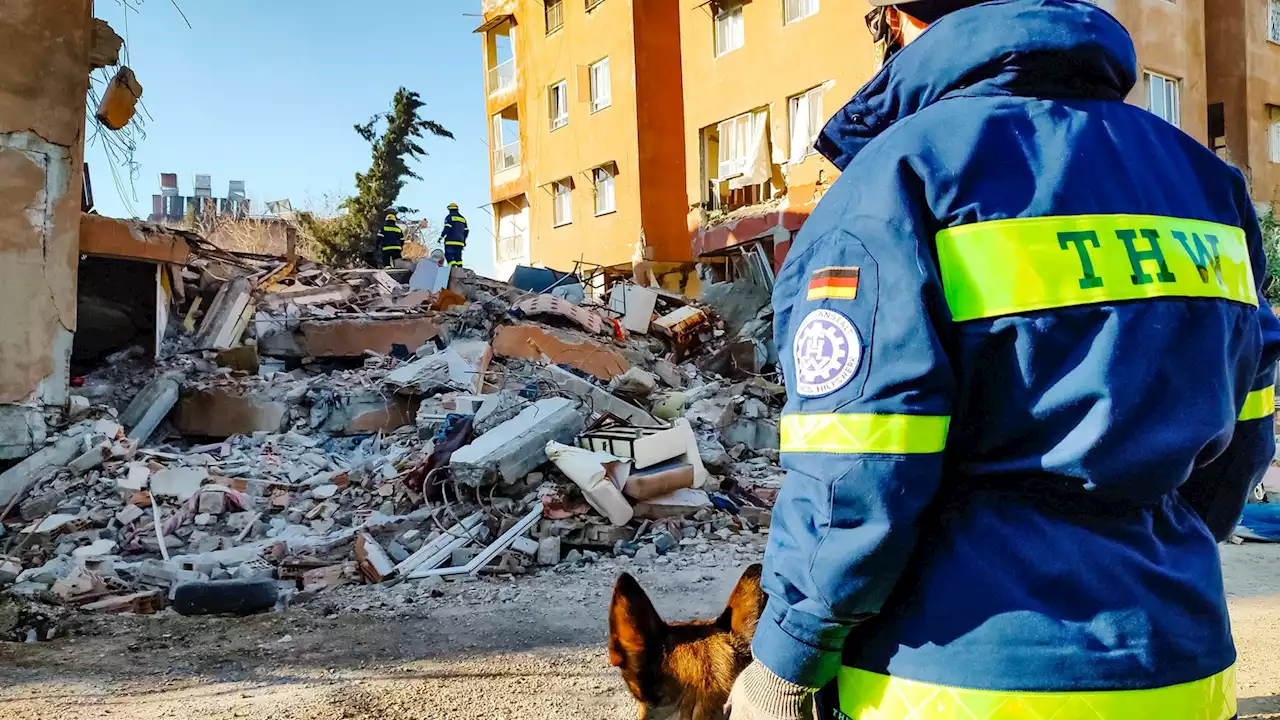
left=1179, top=194, right=1280, bottom=541
left=462, top=218, right=470, bottom=242
left=440, top=214, right=452, bottom=238
left=752, top=212, right=956, bottom=689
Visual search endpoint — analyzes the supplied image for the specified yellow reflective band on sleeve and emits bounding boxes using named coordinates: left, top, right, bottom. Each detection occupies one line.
left=1239, top=385, right=1275, bottom=421
left=381, top=245, right=402, bottom=251
left=936, top=214, right=1257, bottom=322
left=780, top=413, right=949, bottom=454
left=451, top=215, right=467, bottom=224
left=445, top=241, right=466, bottom=246
left=838, top=665, right=1236, bottom=720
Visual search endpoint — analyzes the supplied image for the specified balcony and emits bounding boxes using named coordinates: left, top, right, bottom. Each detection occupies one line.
left=493, top=141, right=521, bottom=174
left=488, top=58, right=516, bottom=96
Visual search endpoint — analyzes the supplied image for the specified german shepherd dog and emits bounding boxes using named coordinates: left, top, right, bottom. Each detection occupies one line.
left=608, top=564, right=764, bottom=720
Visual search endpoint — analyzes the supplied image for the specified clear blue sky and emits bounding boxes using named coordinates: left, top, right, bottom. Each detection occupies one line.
left=89, top=0, right=495, bottom=275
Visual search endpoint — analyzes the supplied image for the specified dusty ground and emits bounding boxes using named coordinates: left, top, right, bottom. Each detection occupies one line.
left=1, top=542, right=1279, bottom=720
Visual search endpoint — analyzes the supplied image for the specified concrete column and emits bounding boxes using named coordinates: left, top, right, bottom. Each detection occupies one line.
left=0, top=0, right=92, bottom=458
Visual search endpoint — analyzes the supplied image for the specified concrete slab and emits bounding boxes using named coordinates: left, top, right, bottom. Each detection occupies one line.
left=493, top=324, right=630, bottom=381
left=175, top=388, right=288, bottom=438
left=258, top=316, right=441, bottom=358
left=450, top=397, right=584, bottom=487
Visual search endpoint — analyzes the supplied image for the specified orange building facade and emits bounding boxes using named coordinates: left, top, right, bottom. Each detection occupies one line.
left=477, top=0, right=689, bottom=285
left=481, top=0, right=1273, bottom=277
left=1206, top=0, right=1280, bottom=206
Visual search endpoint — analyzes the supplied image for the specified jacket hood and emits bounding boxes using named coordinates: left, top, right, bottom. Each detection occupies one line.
left=816, top=0, right=1137, bottom=170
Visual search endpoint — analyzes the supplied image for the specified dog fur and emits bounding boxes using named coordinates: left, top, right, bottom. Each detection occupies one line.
left=608, top=564, right=765, bottom=720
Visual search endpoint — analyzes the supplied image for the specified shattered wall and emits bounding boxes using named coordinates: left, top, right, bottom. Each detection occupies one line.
left=0, top=0, right=92, bottom=457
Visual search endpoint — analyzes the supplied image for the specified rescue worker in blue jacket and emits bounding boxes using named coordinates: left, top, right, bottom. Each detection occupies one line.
left=728, top=0, right=1280, bottom=718
left=440, top=202, right=469, bottom=268
left=377, top=209, right=404, bottom=269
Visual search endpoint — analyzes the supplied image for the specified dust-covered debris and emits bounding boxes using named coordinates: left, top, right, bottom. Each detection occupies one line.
left=2, top=243, right=782, bottom=636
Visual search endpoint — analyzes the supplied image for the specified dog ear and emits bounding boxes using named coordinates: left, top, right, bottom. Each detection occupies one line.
left=609, top=572, right=666, bottom=668
left=718, top=563, right=765, bottom=639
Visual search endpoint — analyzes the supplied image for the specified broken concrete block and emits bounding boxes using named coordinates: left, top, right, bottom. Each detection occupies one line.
left=68, top=443, right=109, bottom=476
left=0, top=432, right=86, bottom=510
left=385, top=340, right=493, bottom=395
left=150, top=467, right=207, bottom=501
left=542, top=365, right=658, bottom=425
left=72, top=539, right=118, bottom=558
left=118, top=462, right=150, bottom=491
left=356, top=533, right=395, bottom=583
left=609, top=367, right=658, bottom=398
left=536, top=536, right=561, bottom=566
left=194, top=513, right=214, bottom=527
left=686, top=396, right=737, bottom=428
left=259, top=316, right=441, bottom=358
left=81, top=590, right=162, bottom=615
left=653, top=359, right=685, bottom=389
left=198, top=491, right=226, bottom=515
left=215, top=345, right=261, bottom=374
left=449, top=398, right=584, bottom=487
left=723, top=417, right=780, bottom=450
left=312, top=484, right=338, bottom=500
left=120, top=375, right=182, bottom=445
left=176, top=388, right=288, bottom=438
left=493, top=323, right=631, bottom=381
left=510, top=536, right=540, bottom=556
left=115, top=504, right=144, bottom=526
left=318, top=390, right=418, bottom=435
left=194, top=276, right=255, bottom=350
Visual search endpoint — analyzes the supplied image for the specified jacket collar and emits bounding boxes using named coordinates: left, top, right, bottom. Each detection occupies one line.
left=816, top=0, right=1137, bottom=170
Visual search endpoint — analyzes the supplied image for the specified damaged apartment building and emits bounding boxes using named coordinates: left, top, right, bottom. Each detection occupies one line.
left=478, top=0, right=1280, bottom=281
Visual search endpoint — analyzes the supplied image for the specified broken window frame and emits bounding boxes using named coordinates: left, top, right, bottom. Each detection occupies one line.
left=590, top=57, right=612, bottom=113
left=546, top=0, right=565, bottom=34
left=783, top=0, right=818, bottom=25
left=714, top=1, right=744, bottom=57
left=553, top=179, right=574, bottom=226
left=586, top=0, right=606, bottom=11
left=788, top=85, right=824, bottom=164
left=1144, top=70, right=1180, bottom=128
left=593, top=165, right=617, bottom=216
left=549, top=80, right=569, bottom=130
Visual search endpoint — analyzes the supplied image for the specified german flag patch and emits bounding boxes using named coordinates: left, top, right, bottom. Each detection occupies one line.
left=807, top=267, right=860, bottom=301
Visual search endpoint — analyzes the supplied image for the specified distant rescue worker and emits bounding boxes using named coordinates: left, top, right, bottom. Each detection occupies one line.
left=377, top=209, right=404, bottom=269
left=727, top=0, right=1280, bottom=719
left=440, top=202, right=469, bottom=268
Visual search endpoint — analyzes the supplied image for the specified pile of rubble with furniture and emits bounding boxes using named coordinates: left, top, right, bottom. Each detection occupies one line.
left=0, top=246, right=783, bottom=641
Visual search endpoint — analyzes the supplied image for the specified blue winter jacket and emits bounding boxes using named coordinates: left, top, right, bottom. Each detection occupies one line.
left=755, top=0, right=1280, bottom=697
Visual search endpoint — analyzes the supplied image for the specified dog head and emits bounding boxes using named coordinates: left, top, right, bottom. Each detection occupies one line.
left=608, top=564, right=765, bottom=720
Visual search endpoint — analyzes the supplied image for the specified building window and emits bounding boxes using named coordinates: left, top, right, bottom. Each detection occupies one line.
left=549, top=81, right=568, bottom=130
left=1144, top=71, right=1180, bottom=128
left=546, top=0, right=564, bottom=34
left=586, top=0, right=605, bottom=10
left=784, top=0, right=818, bottom=24
left=718, top=111, right=766, bottom=180
left=590, top=58, right=612, bottom=113
left=553, top=179, right=573, bottom=226
left=1270, top=0, right=1280, bottom=44
left=715, top=1, right=745, bottom=57
left=1269, top=106, right=1280, bottom=164
left=788, top=85, right=824, bottom=163
left=593, top=165, right=616, bottom=215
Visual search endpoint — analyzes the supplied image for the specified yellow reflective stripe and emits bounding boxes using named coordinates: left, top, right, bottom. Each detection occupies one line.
left=445, top=241, right=466, bottom=246
left=838, top=665, right=1236, bottom=720
left=780, top=413, right=948, bottom=454
left=936, top=214, right=1257, bottom=322
left=383, top=226, right=401, bottom=232
left=1239, top=385, right=1275, bottom=421
left=451, top=215, right=467, bottom=223
left=381, top=246, right=402, bottom=251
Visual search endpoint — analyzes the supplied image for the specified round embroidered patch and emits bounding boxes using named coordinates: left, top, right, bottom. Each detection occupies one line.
left=793, top=309, right=861, bottom=397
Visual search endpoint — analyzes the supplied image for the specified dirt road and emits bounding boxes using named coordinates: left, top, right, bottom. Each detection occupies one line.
left=2, top=541, right=1279, bottom=720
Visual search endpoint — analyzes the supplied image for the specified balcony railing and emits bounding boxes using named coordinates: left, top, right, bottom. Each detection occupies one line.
left=492, top=141, right=521, bottom=173
left=488, top=58, right=515, bottom=95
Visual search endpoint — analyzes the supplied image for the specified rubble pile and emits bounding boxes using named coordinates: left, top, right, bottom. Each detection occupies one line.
left=0, top=246, right=782, bottom=641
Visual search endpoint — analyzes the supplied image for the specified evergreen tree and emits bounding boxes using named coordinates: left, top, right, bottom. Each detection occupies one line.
left=302, top=88, right=453, bottom=265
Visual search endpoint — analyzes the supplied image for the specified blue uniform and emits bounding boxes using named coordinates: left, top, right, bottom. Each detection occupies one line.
left=753, top=1, right=1280, bottom=716
left=441, top=209, right=469, bottom=267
